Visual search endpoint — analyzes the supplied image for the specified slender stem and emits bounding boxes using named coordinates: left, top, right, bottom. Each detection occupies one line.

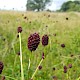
left=31, top=59, right=43, bottom=79
left=0, top=75, right=17, bottom=80
left=12, top=43, right=17, bottom=76
left=28, top=57, right=30, bottom=70
left=19, top=33, right=24, bottom=80
left=77, top=77, right=80, bottom=80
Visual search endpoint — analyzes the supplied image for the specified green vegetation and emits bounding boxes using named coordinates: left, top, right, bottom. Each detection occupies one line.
left=26, top=0, right=51, bottom=11
left=59, top=1, right=80, bottom=12
left=0, top=11, right=80, bottom=80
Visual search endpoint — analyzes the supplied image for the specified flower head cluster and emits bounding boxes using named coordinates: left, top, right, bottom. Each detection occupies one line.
left=28, top=33, right=40, bottom=52
left=17, top=27, right=22, bottom=33
left=42, top=35, right=49, bottom=46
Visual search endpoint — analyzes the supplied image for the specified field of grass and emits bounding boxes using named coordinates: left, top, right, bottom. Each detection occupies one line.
left=0, top=11, right=80, bottom=80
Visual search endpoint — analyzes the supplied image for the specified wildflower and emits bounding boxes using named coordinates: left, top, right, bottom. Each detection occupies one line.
left=42, top=35, right=49, bottom=46
left=64, top=66, right=67, bottom=73
left=17, top=34, right=19, bottom=38
left=66, top=17, right=68, bottom=20
left=17, top=27, right=22, bottom=33
left=61, top=44, right=65, bottom=48
left=53, top=67, right=56, bottom=71
left=28, top=33, right=40, bottom=52
left=24, top=16, right=27, bottom=19
left=68, top=64, right=72, bottom=68
left=48, top=14, right=50, bottom=17
left=70, top=54, right=74, bottom=57
left=17, top=52, right=20, bottom=55
left=0, top=61, right=4, bottom=74
left=38, top=66, right=42, bottom=70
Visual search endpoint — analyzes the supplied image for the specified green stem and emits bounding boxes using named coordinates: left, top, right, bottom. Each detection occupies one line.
left=28, top=57, right=30, bottom=70
left=0, top=75, right=17, bottom=80
left=12, top=43, right=17, bottom=76
left=77, top=77, right=80, bottom=80
left=19, top=33, right=24, bottom=80
left=31, top=59, right=43, bottom=79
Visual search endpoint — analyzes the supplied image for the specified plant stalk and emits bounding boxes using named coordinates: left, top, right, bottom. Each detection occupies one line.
left=19, top=33, right=24, bottom=80
left=31, top=59, right=43, bottom=79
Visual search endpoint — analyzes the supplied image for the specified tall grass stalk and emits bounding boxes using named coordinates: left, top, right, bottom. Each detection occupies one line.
left=31, top=59, right=43, bottom=79
left=19, top=33, right=24, bottom=80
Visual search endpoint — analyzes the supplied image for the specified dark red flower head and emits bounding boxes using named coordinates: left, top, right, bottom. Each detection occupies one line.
left=28, top=33, right=40, bottom=52
left=24, top=16, right=27, bottom=19
left=61, top=44, right=65, bottom=48
left=0, top=61, right=4, bottom=74
left=17, top=27, right=22, bottom=33
left=42, top=35, right=49, bottom=46
left=66, top=17, right=68, bottom=20
left=68, top=64, right=72, bottom=68
left=17, top=52, right=20, bottom=55
left=38, top=66, right=42, bottom=70
left=53, top=67, right=56, bottom=71
left=17, top=34, right=19, bottom=38
left=64, top=66, right=67, bottom=73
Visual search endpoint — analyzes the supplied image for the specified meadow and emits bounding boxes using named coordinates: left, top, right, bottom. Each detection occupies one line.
left=0, top=11, right=80, bottom=80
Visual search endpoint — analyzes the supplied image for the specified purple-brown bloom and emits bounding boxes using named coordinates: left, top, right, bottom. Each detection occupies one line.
left=38, top=66, right=42, bottom=70
left=61, top=44, right=65, bottom=48
left=53, top=67, right=56, bottom=71
left=24, top=16, right=27, bottom=19
left=66, top=17, right=68, bottom=20
left=17, top=52, right=20, bottom=55
left=68, top=64, right=72, bottom=68
left=17, top=34, right=19, bottom=38
left=64, top=66, right=67, bottom=73
left=17, top=27, right=22, bottom=33
left=28, top=33, right=40, bottom=52
left=42, top=34, right=49, bottom=46
left=0, top=61, right=4, bottom=74
left=48, top=14, right=50, bottom=17
left=70, top=54, right=74, bottom=57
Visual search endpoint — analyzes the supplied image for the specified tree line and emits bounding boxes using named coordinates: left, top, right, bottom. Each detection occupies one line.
left=59, top=1, right=80, bottom=12
left=26, top=0, right=80, bottom=12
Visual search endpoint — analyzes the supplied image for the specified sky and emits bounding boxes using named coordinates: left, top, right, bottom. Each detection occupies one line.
left=0, top=0, right=74, bottom=11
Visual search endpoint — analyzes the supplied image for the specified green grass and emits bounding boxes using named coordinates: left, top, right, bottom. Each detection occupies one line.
left=0, top=11, right=80, bottom=80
